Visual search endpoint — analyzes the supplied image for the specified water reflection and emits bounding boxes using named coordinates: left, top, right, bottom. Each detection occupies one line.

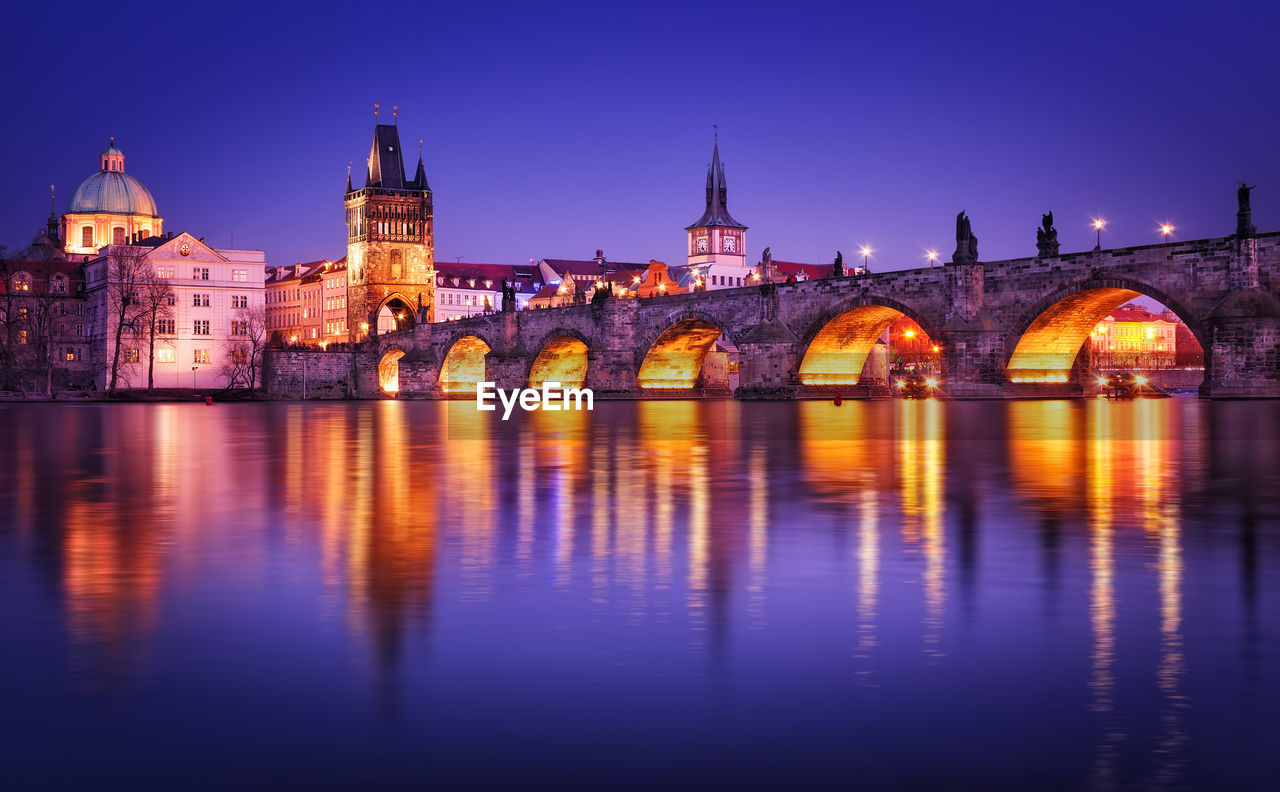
left=1, top=399, right=1277, bottom=789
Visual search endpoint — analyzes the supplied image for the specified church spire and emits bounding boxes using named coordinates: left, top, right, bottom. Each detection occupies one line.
left=413, top=139, right=429, bottom=190
left=345, top=162, right=352, bottom=194
left=685, top=130, right=745, bottom=231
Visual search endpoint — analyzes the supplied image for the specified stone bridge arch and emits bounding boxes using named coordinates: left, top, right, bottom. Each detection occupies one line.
left=526, top=326, right=597, bottom=389
left=1004, top=275, right=1210, bottom=384
left=636, top=308, right=741, bottom=391
left=438, top=332, right=494, bottom=395
left=795, top=294, right=942, bottom=388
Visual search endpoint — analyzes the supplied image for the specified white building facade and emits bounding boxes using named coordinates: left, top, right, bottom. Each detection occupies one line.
left=84, top=233, right=267, bottom=389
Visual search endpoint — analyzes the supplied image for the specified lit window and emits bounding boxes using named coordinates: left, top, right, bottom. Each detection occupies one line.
left=81, top=227, right=93, bottom=248
left=157, top=348, right=175, bottom=363
left=232, top=269, right=248, bottom=282
left=156, top=265, right=174, bottom=279
left=11, top=273, right=31, bottom=292
left=123, top=348, right=140, bottom=363
left=65, top=350, right=76, bottom=362
left=231, top=321, right=248, bottom=336
left=193, top=349, right=210, bottom=364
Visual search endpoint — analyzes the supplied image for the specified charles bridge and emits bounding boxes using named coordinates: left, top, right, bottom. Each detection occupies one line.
left=264, top=224, right=1280, bottom=400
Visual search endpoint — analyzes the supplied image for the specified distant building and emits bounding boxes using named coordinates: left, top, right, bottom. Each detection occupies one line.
left=83, top=233, right=267, bottom=390
left=434, top=261, right=540, bottom=320
left=1089, top=303, right=1178, bottom=368
left=685, top=137, right=750, bottom=289
left=61, top=140, right=163, bottom=257
left=265, top=259, right=348, bottom=344
left=344, top=120, right=434, bottom=339
left=0, top=218, right=91, bottom=391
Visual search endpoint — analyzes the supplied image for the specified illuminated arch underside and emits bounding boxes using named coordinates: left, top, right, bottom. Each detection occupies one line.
left=1006, top=288, right=1139, bottom=382
left=440, top=336, right=491, bottom=393
left=529, top=337, right=589, bottom=389
left=379, top=349, right=405, bottom=393
left=798, top=305, right=903, bottom=386
left=637, top=318, right=723, bottom=389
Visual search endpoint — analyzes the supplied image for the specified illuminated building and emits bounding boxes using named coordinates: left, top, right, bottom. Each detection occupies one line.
left=433, top=262, right=540, bottom=320
left=61, top=139, right=163, bottom=257
left=83, top=232, right=267, bottom=389
left=344, top=119, right=435, bottom=339
left=265, top=259, right=348, bottom=344
left=0, top=213, right=92, bottom=390
left=1089, top=303, right=1178, bottom=368
left=685, top=137, right=751, bottom=288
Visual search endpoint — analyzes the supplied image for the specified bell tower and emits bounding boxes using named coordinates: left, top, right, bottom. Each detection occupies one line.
left=685, top=132, right=748, bottom=289
left=345, top=109, right=434, bottom=338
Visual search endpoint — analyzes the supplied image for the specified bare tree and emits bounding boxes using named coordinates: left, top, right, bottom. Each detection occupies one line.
left=104, top=246, right=150, bottom=395
left=221, top=304, right=267, bottom=390
left=137, top=269, right=175, bottom=393
left=0, top=247, right=19, bottom=391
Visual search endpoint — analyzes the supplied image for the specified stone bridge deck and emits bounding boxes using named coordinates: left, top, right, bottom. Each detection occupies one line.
left=265, top=231, right=1280, bottom=400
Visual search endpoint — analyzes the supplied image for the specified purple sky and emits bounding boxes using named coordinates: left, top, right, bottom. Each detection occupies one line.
left=3, top=1, right=1278, bottom=272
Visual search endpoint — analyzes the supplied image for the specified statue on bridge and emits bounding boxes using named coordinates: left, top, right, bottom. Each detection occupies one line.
left=832, top=250, right=844, bottom=278
left=952, top=211, right=979, bottom=265
left=1036, top=211, right=1060, bottom=257
left=500, top=279, right=517, bottom=312
left=1238, top=182, right=1257, bottom=237
left=757, top=246, right=776, bottom=283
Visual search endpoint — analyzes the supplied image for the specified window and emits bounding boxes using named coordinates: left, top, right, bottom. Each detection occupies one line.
left=193, top=349, right=210, bottom=364
left=11, top=273, right=31, bottom=292
left=157, top=348, right=175, bottom=363
left=166, top=293, right=176, bottom=306
left=17, top=329, right=28, bottom=345
left=192, top=293, right=210, bottom=307
left=17, top=307, right=29, bottom=321
left=194, top=320, right=210, bottom=335
left=81, top=227, right=94, bottom=248
left=193, top=267, right=209, bottom=280
left=113, top=227, right=126, bottom=245
left=232, top=295, right=248, bottom=309
left=123, top=348, right=139, bottom=363
left=231, top=320, right=248, bottom=336
left=232, top=269, right=248, bottom=282
left=157, top=318, right=176, bottom=335
left=51, top=274, right=67, bottom=294
left=230, top=349, right=248, bottom=364
left=156, top=265, right=174, bottom=279
left=65, top=350, right=76, bottom=362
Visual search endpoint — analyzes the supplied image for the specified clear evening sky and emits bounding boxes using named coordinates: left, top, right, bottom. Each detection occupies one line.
left=2, top=0, right=1277, bottom=271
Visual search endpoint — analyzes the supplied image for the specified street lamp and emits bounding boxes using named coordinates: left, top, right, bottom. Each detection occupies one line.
left=1092, top=218, right=1106, bottom=250
left=191, top=365, right=198, bottom=389
left=926, top=249, right=939, bottom=267
left=861, top=245, right=872, bottom=273
left=1160, top=223, right=1174, bottom=242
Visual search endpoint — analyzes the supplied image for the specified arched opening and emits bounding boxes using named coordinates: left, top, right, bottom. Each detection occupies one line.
left=1007, top=287, right=1205, bottom=390
left=637, top=317, right=735, bottom=391
left=440, top=335, right=491, bottom=394
left=377, top=296, right=416, bottom=334
left=529, top=336, right=589, bottom=389
left=379, top=349, right=405, bottom=393
left=799, top=307, right=940, bottom=388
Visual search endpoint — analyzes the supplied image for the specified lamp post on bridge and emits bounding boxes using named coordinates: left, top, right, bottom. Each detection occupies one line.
left=1092, top=218, right=1106, bottom=250
left=1160, top=223, right=1174, bottom=243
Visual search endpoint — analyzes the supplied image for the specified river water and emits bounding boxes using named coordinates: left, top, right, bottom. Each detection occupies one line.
left=1, top=399, right=1277, bottom=789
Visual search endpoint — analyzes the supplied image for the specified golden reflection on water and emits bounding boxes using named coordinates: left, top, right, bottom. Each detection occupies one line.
left=3, top=396, right=1203, bottom=772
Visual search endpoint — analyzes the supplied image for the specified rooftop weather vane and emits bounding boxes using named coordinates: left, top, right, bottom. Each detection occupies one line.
left=393, top=105, right=398, bottom=124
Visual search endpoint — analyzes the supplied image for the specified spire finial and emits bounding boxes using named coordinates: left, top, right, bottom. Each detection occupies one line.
left=50, top=184, right=55, bottom=214
left=393, top=105, right=399, bottom=124
left=419, top=138, right=423, bottom=154
left=374, top=103, right=380, bottom=121
left=713, top=123, right=718, bottom=144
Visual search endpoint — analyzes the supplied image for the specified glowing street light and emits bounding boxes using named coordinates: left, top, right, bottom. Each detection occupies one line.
left=1160, top=223, right=1175, bottom=242
left=1092, top=217, right=1106, bottom=250
left=861, top=245, right=872, bottom=273
left=926, top=249, right=939, bottom=267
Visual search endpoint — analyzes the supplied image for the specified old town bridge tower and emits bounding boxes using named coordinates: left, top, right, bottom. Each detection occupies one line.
left=345, top=118, right=435, bottom=338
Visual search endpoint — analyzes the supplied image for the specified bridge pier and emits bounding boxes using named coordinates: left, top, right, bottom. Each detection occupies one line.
left=1200, top=294, right=1280, bottom=397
